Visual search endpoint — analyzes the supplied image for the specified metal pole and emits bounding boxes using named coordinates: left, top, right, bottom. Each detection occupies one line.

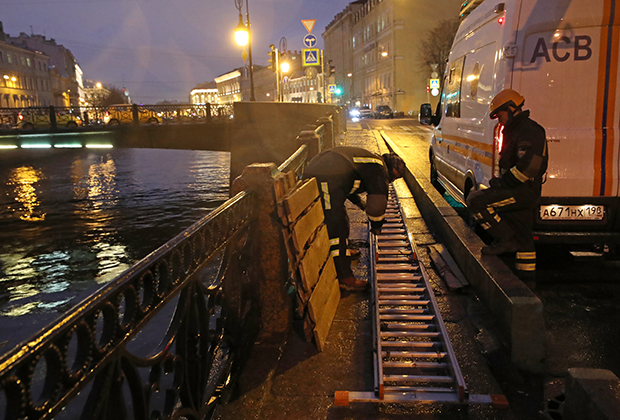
left=321, top=49, right=326, bottom=103
left=275, top=48, right=281, bottom=102
left=245, top=0, right=256, bottom=101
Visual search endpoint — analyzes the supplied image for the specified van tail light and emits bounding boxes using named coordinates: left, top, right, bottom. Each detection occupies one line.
left=492, top=123, right=504, bottom=178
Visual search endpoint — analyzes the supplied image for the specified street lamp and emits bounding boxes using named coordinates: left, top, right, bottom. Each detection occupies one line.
left=234, top=0, right=255, bottom=101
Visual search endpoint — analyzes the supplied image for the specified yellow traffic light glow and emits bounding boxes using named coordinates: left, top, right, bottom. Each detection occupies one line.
left=234, top=17, right=249, bottom=47
left=280, top=62, right=290, bottom=73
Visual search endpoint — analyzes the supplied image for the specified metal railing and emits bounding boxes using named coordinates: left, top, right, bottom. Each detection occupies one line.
left=0, top=103, right=233, bottom=131
left=0, top=190, right=261, bottom=420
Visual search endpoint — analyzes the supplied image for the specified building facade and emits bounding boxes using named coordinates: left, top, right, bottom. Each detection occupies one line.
left=323, top=0, right=462, bottom=115
left=190, top=81, right=219, bottom=105
left=214, top=70, right=242, bottom=104
left=6, top=31, right=83, bottom=107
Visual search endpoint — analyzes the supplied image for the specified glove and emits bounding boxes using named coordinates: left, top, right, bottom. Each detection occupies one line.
left=489, top=177, right=501, bottom=188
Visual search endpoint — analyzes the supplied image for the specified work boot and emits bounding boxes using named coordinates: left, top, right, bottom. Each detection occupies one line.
left=348, top=248, right=361, bottom=260
left=339, top=276, right=368, bottom=291
left=481, top=238, right=519, bottom=255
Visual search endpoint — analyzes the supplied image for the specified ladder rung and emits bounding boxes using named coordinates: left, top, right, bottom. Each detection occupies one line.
left=384, top=375, right=454, bottom=383
left=383, top=386, right=456, bottom=393
left=378, top=313, right=434, bottom=320
left=381, top=351, right=447, bottom=359
left=377, top=249, right=411, bottom=255
left=378, top=234, right=408, bottom=240
left=377, top=274, right=422, bottom=280
left=378, top=282, right=423, bottom=288
left=381, top=341, right=442, bottom=348
left=378, top=299, right=430, bottom=305
left=383, top=361, right=449, bottom=369
left=376, top=265, right=418, bottom=271
left=382, top=323, right=435, bottom=330
left=381, top=331, right=441, bottom=338
left=377, top=241, right=410, bottom=247
left=378, top=287, right=425, bottom=292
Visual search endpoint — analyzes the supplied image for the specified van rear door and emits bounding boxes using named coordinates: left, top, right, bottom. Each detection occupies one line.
left=514, top=0, right=620, bottom=199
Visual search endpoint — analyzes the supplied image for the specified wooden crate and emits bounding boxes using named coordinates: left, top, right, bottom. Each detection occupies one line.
left=275, top=174, right=340, bottom=350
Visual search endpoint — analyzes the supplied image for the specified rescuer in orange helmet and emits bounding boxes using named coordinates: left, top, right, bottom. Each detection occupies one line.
left=466, top=89, right=548, bottom=282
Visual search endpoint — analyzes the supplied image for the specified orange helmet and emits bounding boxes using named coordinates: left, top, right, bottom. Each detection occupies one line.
left=489, top=89, right=525, bottom=119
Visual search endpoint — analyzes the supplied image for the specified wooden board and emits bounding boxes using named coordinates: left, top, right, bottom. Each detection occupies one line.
left=311, top=274, right=340, bottom=352
left=298, top=224, right=331, bottom=292
left=430, top=244, right=469, bottom=286
left=290, top=200, right=324, bottom=252
left=283, top=178, right=320, bottom=224
left=307, top=257, right=338, bottom=323
left=428, top=246, right=467, bottom=291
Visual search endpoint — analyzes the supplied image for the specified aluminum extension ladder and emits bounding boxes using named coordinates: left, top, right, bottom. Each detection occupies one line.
left=335, top=185, right=507, bottom=408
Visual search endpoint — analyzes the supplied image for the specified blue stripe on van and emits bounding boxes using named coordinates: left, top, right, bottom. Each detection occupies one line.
left=600, top=0, right=616, bottom=196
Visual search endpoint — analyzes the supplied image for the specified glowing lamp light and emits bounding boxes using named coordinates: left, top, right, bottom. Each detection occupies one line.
left=280, top=62, right=290, bottom=73
left=234, top=18, right=249, bottom=47
left=381, top=51, right=388, bottom=57
left=498, top=16, right=505, bottom=24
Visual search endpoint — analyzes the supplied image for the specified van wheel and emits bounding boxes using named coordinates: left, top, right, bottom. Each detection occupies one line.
left=148, top=117, right=159, bottom=124
left=66, top=121, right=78, bottom=128
left=430, top=156, right=445, bottom=195
left=22, top=122, right=34, bottom=130
left=108, top=119, right=120, bottom=126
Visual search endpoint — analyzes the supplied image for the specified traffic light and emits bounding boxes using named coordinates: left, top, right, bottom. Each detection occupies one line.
left=334, top=86, right=342, bottom=95
left=328, top=60, right=336, bottom=76
left=267, top=50, right=277, bottom=72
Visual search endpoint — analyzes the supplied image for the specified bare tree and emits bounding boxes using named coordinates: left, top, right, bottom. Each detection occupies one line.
left=419, top=18, right=460, bottom=81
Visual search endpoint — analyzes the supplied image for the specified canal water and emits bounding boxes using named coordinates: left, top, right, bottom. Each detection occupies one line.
left=0, top=147, right=230, bottom=353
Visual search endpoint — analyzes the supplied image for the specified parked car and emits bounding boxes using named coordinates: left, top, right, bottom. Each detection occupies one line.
left=104, top=104, right=159, bottom=125
left=375, top=105, right=394, bottom=119
left=419, top=103, right=432, bottom=125
left=18, top=108, right=82, bottom=129
left=359, top=107, right=374, bottom=119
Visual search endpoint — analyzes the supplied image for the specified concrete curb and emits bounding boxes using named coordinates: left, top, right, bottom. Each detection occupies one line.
left=381, top=131, right=545, bottom=373
left=564, top=368, right=620, bottom=420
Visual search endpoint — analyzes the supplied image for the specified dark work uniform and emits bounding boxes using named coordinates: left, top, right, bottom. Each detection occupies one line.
left=303, top=147, right=390, bottom=281
left=466, top=110, right=548, bottom=276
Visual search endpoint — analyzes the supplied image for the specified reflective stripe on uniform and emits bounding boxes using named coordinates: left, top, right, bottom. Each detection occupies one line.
left=516, top=263, right=536, bottom=271
left=489, top=197, right=517, bottom=208
left=487, top=207, right=495, bottom=214
left=510, top=166, right=531, bottom=183
left=330, top=249, right=340, bottom=257
left=329, top=238, right=340, bottom=246
left=481, top=222, right=492, bottom=230
left=349, top=179, right=361, bottom=194
left=353, top=157, right=384, bottom=166
left=367, top=213, right=385, bottom=222
left=321, top=182, right=331, bottom=210
left=473, top=212, right=483, bottom=220
left=494, top=214, right=501, bottom=222
left=517, top=252, right=536, bottom=259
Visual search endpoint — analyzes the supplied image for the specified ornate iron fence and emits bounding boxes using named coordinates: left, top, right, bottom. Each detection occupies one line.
left=0, top=190, right=261, bottom=420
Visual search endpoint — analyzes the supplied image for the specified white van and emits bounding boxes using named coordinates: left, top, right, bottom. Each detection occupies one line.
left=430, top=0, right=620, bottom=246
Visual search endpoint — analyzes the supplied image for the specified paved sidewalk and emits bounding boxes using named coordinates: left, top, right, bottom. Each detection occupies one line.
left=218, top=128, right=522, bottom=420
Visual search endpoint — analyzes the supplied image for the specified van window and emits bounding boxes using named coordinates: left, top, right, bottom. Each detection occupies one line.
left=461, top=43, right=496, bottom=119
left=445, top=55, right=465, bottom=118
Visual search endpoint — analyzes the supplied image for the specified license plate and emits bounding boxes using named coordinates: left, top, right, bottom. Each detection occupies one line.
left=539, top=205, right=605, bottom=220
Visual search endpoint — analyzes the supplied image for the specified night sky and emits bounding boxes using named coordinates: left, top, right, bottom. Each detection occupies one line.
left=1, top=0, right=352, bottom=103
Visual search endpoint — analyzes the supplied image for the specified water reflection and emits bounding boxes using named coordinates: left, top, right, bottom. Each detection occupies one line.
left=7, top=166, right=46, bottom=221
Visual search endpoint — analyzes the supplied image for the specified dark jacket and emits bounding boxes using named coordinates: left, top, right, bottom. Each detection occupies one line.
left=497, top=110, right=548, bottom=189
left=304, top=147, right=389, bottom=230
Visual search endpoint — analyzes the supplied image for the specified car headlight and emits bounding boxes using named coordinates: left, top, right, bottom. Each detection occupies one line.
left=350, top=110, right=360, bottom=117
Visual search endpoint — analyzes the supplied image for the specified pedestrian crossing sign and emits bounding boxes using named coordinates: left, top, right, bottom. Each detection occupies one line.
left=303, top=48, right=320, bottom=66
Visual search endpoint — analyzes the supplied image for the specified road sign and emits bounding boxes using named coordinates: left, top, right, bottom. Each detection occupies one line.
left=430, top=78, right=440, bottom=89
left=303, top=34, right=318, bottom=48
left=328, top=84, right=336, bottom=94
left=303, top=48, right=320, bottom=66
left=283, top=76, right=289, bottom=84
left=302, top=19, right=316, bottom=34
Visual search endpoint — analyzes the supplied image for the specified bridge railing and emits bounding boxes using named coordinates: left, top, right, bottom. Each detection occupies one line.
left=0, top=105, right=342, bottom=419
left=0, top=104, right=231, bottom=131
